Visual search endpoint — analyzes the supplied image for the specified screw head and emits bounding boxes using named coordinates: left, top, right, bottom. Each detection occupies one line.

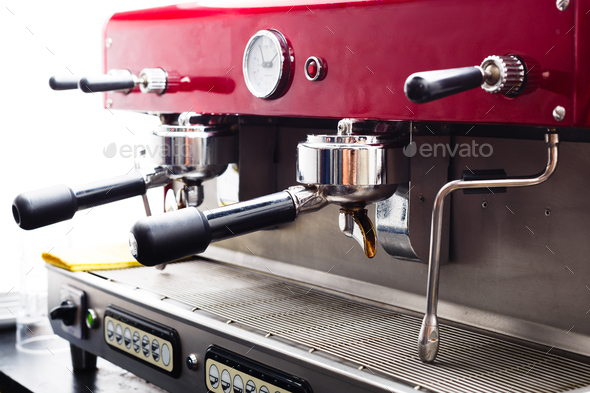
left=545, top=208, right=551, bottom=216
left=552, top=106, right=566, bottom=121
left=556, top=0, right=570, bottom=11
left=419, top=195, right=425, bottom=203
left=482, top=201, right=488, bottom=209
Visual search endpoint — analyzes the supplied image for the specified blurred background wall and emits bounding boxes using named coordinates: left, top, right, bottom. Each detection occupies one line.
left=0, top=0, right=184, bottom=295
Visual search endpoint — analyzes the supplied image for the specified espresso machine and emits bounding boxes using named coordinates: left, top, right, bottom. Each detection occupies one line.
left=12, top=0, right=590, bottom=392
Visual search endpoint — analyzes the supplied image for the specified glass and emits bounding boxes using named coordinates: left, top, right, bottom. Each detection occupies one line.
left=16, top=225, right=70, bottom=354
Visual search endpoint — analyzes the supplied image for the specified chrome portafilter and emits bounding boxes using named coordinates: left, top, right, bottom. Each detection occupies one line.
left=296, top=123, right=409, bottom=257
left=129, top=119, right=409, bottom=266
left=152, top=114, right=238, bottom=209
left=11, top=114, right=238, bottom=231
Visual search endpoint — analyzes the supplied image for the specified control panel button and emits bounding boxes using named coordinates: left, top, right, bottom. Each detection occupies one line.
left=152, top=339, right=160, bottom=362
left=209, top=364, right=220, bottom=388
left=221, top=369, right=231, bottom=393
left=107, top=321, right=115, bottom=341
left=233, top=374, right=244, bottom=393
left=133, top=331, right=140, bottom=353
left=142, top=335, right=150, bottom=357
left=124, top=328, right=131, bottom=348
left=259, top=386, right=269, bottom=393
left=161, top=343, right=171, bottom=366
left=246, top=380, right=256, bottom=393
left=115, top=324, right=123, bottom=345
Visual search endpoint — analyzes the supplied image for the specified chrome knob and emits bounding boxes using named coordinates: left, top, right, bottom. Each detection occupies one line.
left=139, top=68, right=167, bottom=94
left=480, top=55, right=525, bottom=96
left=186, top=353, right=198, bottom=370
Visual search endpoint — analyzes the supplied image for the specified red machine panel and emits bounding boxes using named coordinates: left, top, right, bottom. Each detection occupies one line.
left=104, top=0, right=588, bottom=128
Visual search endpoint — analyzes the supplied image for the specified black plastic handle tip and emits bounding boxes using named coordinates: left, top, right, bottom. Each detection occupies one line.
left=49, top=76, right=80, bottom=91
left=79, top=74, right=136, bottom=93
left=13, top=185, right=78, bottom=230
left=12, top=172, right=146, bottom=230
left=404, top=66, right=484, bottom=104
left=130, top=209, right=212, bottom=266
left=129, top=190, right=297, bottom=267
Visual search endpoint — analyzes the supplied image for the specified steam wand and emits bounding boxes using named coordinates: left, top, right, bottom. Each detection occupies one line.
left=418, top=132, right=559, bottom=363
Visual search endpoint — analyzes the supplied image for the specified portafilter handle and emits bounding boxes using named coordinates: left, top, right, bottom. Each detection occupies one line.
left=13, top=172, right=147, bottom=230
left=129, top=190, right=302, bottom=266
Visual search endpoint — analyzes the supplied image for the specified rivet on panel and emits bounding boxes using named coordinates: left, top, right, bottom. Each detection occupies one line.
left=556, top=0, right=570, bottom=11
left=553, top=106, right=566, bottom=121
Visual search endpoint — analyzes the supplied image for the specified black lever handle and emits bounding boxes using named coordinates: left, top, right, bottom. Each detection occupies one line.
left=78, top=74, right=136, bottom=93
left=49, top=76, right=80, bottom=91
left=13, top=172, right=147, bottom=230
left=50, top=300, right=77, bottom=326
left=404, top=66, right=485, bottom=104
left=130, top=191, right=297, bottom=266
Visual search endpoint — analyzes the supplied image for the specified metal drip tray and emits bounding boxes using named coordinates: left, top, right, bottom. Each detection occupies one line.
left=93, top=260, right=590, bottom=393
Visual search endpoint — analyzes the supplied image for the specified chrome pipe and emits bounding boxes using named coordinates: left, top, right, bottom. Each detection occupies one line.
left=418, top=132, right=559, bottom=363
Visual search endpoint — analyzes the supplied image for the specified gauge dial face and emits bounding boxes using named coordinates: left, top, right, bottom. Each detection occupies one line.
left=243, top=30, right=291, bottom=99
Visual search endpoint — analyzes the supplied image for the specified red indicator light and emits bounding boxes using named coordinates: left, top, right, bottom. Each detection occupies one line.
left=307, top=61, right=318, bottom=78
left=304, top=56, right=324, bottom=81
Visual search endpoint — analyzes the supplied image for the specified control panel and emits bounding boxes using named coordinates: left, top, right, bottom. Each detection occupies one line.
left=104, top=306, right=181, bottom=378
left=205, top=346, right=311, bottom=393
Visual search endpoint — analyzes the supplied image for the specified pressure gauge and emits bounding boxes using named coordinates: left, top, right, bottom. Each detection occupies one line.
left=243, top=30, right=292, bottom=99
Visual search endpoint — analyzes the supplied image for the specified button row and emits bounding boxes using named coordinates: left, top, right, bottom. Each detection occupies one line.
left=106, top=318, right=171, bottom=368
left=209, top=363, right=279, bottom=393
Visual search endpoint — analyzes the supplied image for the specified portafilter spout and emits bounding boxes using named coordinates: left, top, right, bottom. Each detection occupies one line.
left=418, top=132, right=559, bottom=364
left=129, top=119, right=410, bottom=265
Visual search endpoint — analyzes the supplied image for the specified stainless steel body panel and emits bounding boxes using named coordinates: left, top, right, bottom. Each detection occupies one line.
left=376, top=134, right=452, bottom=263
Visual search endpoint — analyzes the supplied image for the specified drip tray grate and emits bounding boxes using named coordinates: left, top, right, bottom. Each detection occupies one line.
left=93, top=260, right=590, bottom=393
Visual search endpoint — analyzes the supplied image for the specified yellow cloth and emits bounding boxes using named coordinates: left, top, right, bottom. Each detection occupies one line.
left=42, top=243, right=142, bottom=272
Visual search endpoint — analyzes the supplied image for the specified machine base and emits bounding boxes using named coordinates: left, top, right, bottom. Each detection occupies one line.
left=48, top=259, right=590, bottom=393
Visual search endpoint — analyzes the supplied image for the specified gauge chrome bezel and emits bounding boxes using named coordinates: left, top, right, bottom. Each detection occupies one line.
left=243, top=29, right=292, bottom=99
